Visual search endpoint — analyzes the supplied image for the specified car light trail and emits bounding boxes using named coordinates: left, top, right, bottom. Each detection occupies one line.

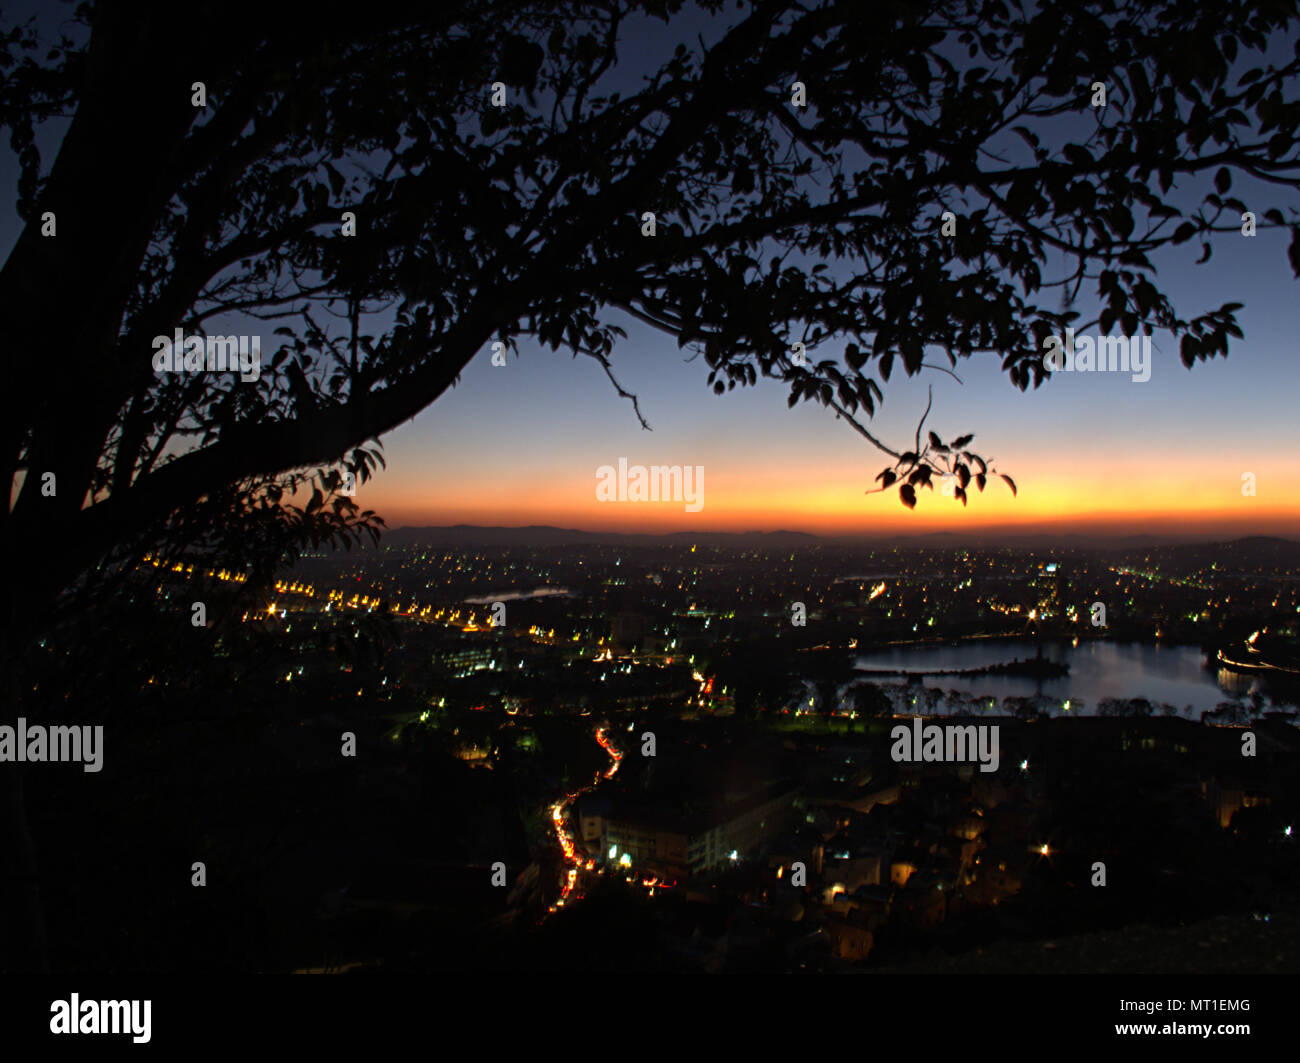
left=546, top=725, right=622, bottom=914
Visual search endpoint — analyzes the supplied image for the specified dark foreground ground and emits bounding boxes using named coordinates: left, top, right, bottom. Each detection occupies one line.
left=868, top=904, right=1298, bottom=973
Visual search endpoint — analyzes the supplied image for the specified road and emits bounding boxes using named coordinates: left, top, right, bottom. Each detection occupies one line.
left=546, top=725, right=623, bottom=913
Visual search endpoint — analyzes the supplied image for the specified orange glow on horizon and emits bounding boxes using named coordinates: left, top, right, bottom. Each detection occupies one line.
left=355, top=450, right=1300, bottom=538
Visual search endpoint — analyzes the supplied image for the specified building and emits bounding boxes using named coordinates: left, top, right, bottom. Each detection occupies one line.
left=604, top=781, right=802, bottom=879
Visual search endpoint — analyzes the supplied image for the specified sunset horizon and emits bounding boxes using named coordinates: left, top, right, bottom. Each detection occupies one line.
left=375, top=515, right=1300, bottom=541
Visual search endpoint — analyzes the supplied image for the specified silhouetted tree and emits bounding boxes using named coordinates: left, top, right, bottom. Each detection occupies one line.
left=809, top=654, right=858, bottom=717
left=4, top=0, right=1300, bottom=626
left=706, top=642, right=798, bottom=719
left=851, top=681, right=893, bottom=719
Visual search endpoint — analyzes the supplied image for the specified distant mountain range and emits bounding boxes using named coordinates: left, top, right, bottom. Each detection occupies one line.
left=378, top=524, right=1300, bottom=556
left=382, top=525, right=819, bottom=548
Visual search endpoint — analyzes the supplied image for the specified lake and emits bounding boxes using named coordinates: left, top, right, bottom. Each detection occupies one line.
left=853, top=638, right=1295, bottom=716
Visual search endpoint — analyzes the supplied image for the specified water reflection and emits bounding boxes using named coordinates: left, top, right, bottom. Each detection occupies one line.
left=853, top=638, right=1296, bottom=716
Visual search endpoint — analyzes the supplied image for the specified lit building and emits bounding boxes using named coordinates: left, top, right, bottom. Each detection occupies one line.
left=603, top=782, right=801, bottom=879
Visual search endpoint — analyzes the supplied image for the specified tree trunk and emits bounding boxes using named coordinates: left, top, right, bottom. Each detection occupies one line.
left=0, top=631, right=49, bottom=971
left=1, top=762, right=48, bottom=973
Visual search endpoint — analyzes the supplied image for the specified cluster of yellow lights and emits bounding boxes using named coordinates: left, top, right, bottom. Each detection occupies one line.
left=273, top=578, right=316, bottom=596
left=143, top=556, right=247, bottom=584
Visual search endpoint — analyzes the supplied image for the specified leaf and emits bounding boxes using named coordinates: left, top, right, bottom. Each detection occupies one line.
left=1000, top=474, right=1017, bottom=497
left=1010, top=126, right=1039, bottom=151
left=324, top=162, right=344, bottom=198
left=1214, top=167, right=1231, bottom=195
left=1108, top=206, right=1134, bottom=238
left=1062, top=143, right=1093, bottom=168
left=899, top=484, right=917, bottom=509
left=878, top=350, right=894, bottom=381
left=1128, top=63, right=1151, bottom=107
left=875, top=469, right=897, bottom=488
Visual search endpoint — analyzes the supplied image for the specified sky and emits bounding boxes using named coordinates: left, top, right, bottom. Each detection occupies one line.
left=364, top=266, right=1300, bottom=538
left=3, top=2, right=1298, bottom=542
left=324, top=9, right=1300, bottom=541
